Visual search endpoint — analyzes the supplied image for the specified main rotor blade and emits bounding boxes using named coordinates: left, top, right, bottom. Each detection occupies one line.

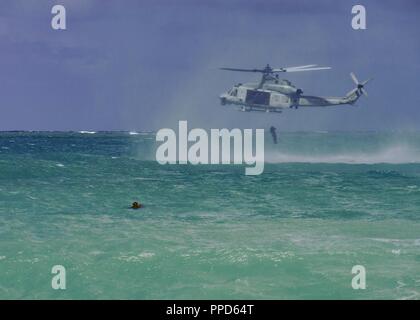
left=286, top=64, right=319, bottom=69
left=281, top=67, right=332, bottom=72
left=272, top=65, right=318, bottom=72
left=350, top=72, right=359, bottom=85
left=220, top=65, right=331, bottom=74
left=219, top=67, right=264, bottom=73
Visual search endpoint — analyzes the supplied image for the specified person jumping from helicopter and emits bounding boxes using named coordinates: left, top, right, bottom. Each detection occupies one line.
left=270, top=126, right=278, bottom=144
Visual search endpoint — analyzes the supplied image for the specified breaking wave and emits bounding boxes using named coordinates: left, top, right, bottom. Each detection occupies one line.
left=265, top=144, right=420, bottom=164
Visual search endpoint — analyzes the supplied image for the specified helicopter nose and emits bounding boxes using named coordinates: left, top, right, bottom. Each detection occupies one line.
left=220, top=95, right=227, bottom=105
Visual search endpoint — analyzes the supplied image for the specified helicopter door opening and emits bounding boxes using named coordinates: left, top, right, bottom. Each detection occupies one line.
left=245, top=90, right=270, bottom=105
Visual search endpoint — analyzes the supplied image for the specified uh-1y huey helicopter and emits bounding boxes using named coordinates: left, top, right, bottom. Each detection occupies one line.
left=219, top=64, right=372, bottom=113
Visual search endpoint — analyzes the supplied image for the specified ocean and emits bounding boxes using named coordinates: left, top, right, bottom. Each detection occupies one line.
left=0, top=131, right=419, bottom=299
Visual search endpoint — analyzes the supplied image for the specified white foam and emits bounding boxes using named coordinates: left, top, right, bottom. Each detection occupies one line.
left=117, top=252, right=155, bottom=262
left=79, top=131, right=96, bottom=134
left=265, top=145, right=420, bottom=164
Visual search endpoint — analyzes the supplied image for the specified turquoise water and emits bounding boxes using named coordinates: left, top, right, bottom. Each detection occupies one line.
left=0, top=131, right=419, bottom=299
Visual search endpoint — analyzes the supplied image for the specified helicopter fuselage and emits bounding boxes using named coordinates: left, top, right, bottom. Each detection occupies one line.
left=219, top=81, right=357, bottom=113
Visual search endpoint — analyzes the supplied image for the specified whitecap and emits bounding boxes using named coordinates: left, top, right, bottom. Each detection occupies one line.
left=138, top=252, right=155, bottom=258
left=265, top=144, right=420, bottom=164
left=117, top=252, right=155, bottom=262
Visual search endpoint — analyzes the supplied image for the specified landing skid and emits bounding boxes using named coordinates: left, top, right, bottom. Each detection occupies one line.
left=236, top=106, right=282, bottom=113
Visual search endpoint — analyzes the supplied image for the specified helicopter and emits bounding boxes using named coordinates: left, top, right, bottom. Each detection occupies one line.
left=219, top=64, right=371, bottom=113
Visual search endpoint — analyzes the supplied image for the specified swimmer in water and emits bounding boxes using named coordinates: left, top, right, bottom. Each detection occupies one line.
left=131, top=201, right=142, bottom=209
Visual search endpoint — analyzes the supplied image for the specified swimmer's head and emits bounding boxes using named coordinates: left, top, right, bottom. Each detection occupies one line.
left=131, top=201, right=141, bottom=209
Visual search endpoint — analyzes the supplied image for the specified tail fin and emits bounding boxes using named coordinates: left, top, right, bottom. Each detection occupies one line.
left=345, top=72, right=372, bottom=104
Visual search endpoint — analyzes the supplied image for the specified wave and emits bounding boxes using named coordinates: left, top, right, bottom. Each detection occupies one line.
left=265, top=145, right=420, bottom=164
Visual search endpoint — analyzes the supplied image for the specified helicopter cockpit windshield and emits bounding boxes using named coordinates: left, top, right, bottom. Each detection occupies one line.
left=228, top=88, right=238, bottom=97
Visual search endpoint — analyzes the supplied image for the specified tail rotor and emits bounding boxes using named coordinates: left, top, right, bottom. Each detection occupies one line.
left=350, top=72, right=372, bottom=97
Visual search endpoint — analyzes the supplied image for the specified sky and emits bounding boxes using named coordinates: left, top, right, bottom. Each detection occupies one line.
left=0, top=0, right=420, bottom=131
